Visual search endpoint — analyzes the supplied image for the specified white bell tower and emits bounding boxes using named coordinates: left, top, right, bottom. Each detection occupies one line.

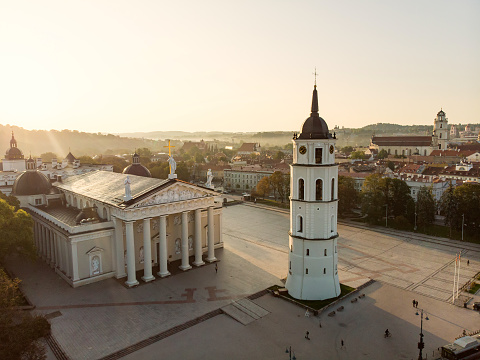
left=432, top=109, right=449, bottom=150
left=285, top=83, right=340, bottom=300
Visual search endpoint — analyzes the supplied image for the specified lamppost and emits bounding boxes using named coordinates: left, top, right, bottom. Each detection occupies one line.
left=285, top=346, right=296, bottom=360
left=414, top=201, right=417, bottom=231
left=416, top=309, right=429, bottom=360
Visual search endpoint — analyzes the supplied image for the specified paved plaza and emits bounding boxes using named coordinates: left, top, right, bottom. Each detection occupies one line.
left=6, top=203, right=480, bottom=359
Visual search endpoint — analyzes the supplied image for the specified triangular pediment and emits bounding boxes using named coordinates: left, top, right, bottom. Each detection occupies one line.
left=129, top=182, right=216, bottom=209
left=86, top=246, right=105, bottom=255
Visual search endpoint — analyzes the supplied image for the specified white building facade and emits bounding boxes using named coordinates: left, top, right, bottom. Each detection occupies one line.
left=285, top=85, right=340, bottom=300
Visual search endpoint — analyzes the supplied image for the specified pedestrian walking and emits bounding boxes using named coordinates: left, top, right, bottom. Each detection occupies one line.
left=412, top=299, right=416, bottom=307
left=467, top=259, right=470, bottom=266
left=319, top=321, right=322, bottom=328
left=215, top=263, right=218, bottom=274
left=415, top=300, right=418, bottom=308
left=305, top=331, right=310, bottom=340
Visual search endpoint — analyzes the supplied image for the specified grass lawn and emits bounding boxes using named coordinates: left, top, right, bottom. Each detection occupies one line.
left=468, top=283, right=480, bottom=295
left=269, top=284, right=356, bottom=311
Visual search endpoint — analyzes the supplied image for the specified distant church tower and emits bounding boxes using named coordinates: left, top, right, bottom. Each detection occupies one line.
left=432, top=109, right=449, bottom=150
left=285, top=83, right=340, bottom=300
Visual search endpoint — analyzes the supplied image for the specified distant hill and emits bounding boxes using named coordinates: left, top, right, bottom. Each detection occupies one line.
left=1, top=122, right=478, bottom=157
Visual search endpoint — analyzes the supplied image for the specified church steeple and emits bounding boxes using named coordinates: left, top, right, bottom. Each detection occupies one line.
left=311, top=85, right=319, bottom=115
left=10, top=131, right=17, bottom=148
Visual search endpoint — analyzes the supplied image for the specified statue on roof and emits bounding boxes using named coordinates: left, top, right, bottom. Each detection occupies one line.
left=206, top=169, right=214, bottom=189
left=168, top=155, right=177, bottom=179
left=124, top=175, right=132, bottom=201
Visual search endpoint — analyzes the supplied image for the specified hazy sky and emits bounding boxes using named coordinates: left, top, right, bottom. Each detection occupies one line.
left=1, top=1, right=479, bottom=134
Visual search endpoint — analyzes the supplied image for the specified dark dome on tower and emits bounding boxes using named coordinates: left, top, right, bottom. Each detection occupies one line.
left=5, top=131, right=24, bottom=160
left=297, top=86, right=332, bottom=140
left=12, top=171, right=52, bottom=195
left=437, top=109, right=445, bottom=116
left=122, top=152, right=152, bottom=178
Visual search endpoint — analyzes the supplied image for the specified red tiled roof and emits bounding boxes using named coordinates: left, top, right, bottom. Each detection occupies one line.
left=237, top=143, right=259, bottom=152
left=371, top=136, right=432, bottom=146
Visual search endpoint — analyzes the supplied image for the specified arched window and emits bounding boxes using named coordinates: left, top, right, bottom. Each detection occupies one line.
left=306, top=249, right=309, bottom=256
left=324, top=249, right=327, bottom=256
left=298, top=216, right=303, bottom=233
left=316, top=179, right=323, bottom=201
left=323, top=268, right=326, bottom=274
left=298, top=179, right=304, bottom=200
left=331, top=178, right=335, bottom=201
left=306, top=268, right=309, bottom=274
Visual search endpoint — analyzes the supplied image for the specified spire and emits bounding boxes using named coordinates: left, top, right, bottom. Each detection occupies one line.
left=10, top=131, right=17, bottom=148
left=311, top=85, right=319, bottom=115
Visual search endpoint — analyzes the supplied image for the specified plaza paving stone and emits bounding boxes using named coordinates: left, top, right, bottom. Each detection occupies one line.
left=6, top=203, right=480, bottom=359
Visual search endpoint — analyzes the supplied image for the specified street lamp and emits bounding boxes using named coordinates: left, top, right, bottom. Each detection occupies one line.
left=285, top=346, right=296, bottom=360
left=414, top=201, right=417, bottom=231
left=415, top=309, right=429, bottom=360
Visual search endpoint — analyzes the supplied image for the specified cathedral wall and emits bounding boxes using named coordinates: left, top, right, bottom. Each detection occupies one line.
left=76, top=234, right=114, bottom=280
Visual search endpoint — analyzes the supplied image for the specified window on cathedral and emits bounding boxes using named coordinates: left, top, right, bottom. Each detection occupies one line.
left=324, top=249, right=327, bottom=256
left=316, top=179, right=323, bottom=200
left=323, top=268, right=326, bottom=274
left=298, top=179, right=304, bottom=200
left=315, top=148, right=323, bottom=164
left=298, top=216, right=303, bottom=233
left=306, top=268, right=308, bottom=274
left=306, top=249, right=309, bottom=256
left=331, top=179, right=335, bottom=200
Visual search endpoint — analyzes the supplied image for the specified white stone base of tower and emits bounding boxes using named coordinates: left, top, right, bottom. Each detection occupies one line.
left=285, top=236, right=340, bottom=300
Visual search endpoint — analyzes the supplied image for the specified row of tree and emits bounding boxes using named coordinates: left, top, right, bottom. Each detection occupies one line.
left=337, top=173, right=480, bottom=237
left=252, top=172, right=290, bottom=203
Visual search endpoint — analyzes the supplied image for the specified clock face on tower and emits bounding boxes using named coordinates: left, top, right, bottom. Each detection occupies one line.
left=299, top=146, right=307, bottom=155
left=329, top=145, right=334, bottom=154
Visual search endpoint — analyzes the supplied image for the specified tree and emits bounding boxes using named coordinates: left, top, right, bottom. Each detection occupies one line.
left=0, top=269, right=50, bottom=360
left=439, top=181, right=459, bottom=237
left=341, top=146, right=354, bottom=156
left=0, top=199, right=35, bottom=261
left=136, top=148, right=152, bottom=157
left=256, top=177, right=271, bottom=199
left=0, top=192, right=20, bottom=211
left=274, top=151, right=285, bottom=161
left=176, top=162, right=191, bottom=181
left=454, top=183, right=480, bottom=237
left=377, top=149, right=388, bottom=159
left=383, top=178, right=412, bottom=218
left=149, top=162, right=170, bottom=179
left=387, top=161, right=395, bottom=171
left=338, top=176, right=358, bottom=216
left=350, top=151, right=365, bottom=160
left=270, top=172, right=289, bottom=203
left=361, top=174, right=385, bottom=224
left=416, top=186, right=435, bottom=229
left=39, top=152, right=58, bottom=162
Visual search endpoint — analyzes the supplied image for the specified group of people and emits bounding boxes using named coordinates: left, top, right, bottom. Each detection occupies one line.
left=412, top=299, right=419, bottom=308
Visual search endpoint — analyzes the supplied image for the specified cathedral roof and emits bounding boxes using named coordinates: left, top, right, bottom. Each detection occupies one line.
left=371, top=136, right=432, bottom=147
left=65, top=152, right=77, bottom=163
left=297, top=85, right=332, bottom=140
left=12, top=170, right=52, bottom=195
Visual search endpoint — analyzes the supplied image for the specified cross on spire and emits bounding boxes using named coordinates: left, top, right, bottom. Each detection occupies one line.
left=313, top=67, right=318, bottom=87
left=163, top=140, right=175, bottom=156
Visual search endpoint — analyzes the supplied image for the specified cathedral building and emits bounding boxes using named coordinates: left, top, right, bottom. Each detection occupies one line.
left=13, top=158, right=222, bottom=288
left=285, top=84, right=340, bottom=300
left=370, top=109, right=450, bottom=156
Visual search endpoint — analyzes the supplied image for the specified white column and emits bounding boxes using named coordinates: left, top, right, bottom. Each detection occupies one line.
left=46, top=230, right=52, bottom=263
left=193, top=209, right=204, bottom=266
left=141, top=218, right=155, bottom=282
left=42, top=226, right=47, bottom=260
left=206, top=206, right=217, bottom=262
left=125, top=221, right=139, bottom=287
left=113, top=217, right=127, bottom=279
left=34, top=223, right=40, bottom=255
left=179, top=212, right=192, bottom=271
left=71, top=242, right=79, bottom=281
left=157, top=215, right=170, bottom=277
left=51, top=233, right=56, bottom=267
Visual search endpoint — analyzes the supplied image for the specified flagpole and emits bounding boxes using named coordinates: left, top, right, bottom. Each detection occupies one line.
left=457, top=253, right=461, bottom=299
left=453, top=254, right=457, bottom=304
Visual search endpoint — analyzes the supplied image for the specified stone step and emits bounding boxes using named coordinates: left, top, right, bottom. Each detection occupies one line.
left=236, top=298, right=269, bottom=318
left=221, top=304, right=256, bottom=325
